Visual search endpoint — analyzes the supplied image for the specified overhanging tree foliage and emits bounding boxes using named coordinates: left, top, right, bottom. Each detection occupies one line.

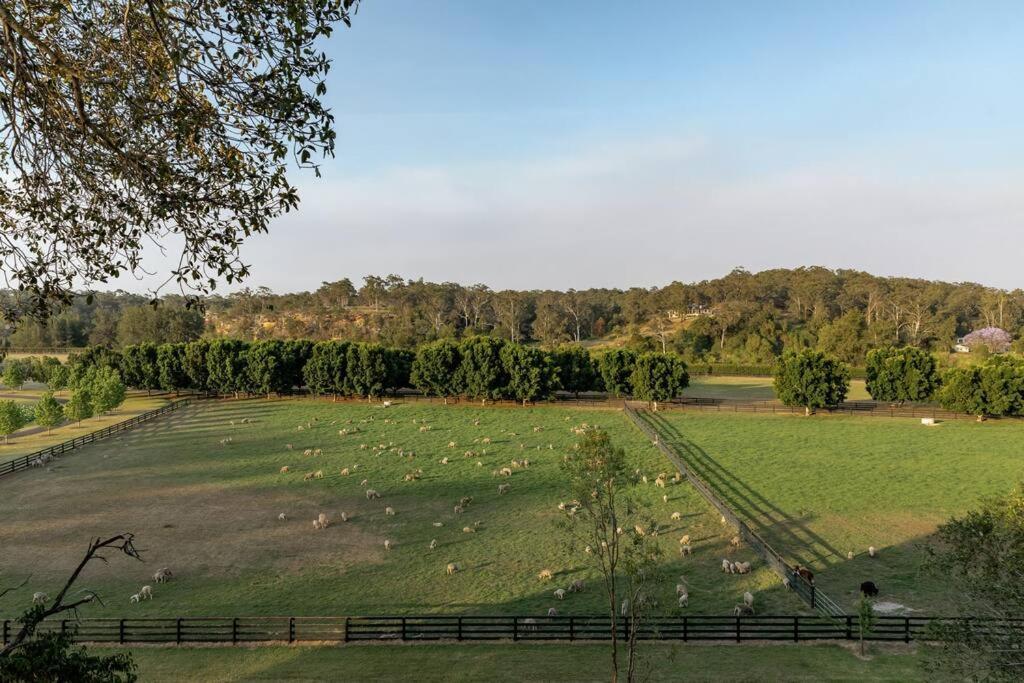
left=773, top=349, right=850, bottom=415
left=0, top=1, right=361, bottom=323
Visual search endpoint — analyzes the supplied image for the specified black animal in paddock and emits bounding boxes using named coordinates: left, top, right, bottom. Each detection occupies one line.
left=860, top=581, right=879, bottom=597
left=793, top=565, right=815, bottom=584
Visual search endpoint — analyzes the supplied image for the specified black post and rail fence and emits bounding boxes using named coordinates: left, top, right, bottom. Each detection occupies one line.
left=2, top=614, right=1015, bottom=645
left=0, top=399, right=192, bottom=481
left=623, top=404, right=845, bottom=618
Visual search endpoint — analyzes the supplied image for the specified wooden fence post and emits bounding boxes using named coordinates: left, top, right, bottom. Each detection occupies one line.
left=343, top=617, right=348, bottom=643
left=793, top=616, right=799, bottom=642
left=569, top=616, right=575, bottom=641
left=289, top=617, right=296, bottom=643
left=232, top=617, right=238, bottom=644
left=457, top=616, right=463, bottom=641
left=735, top=616, right=741, bottom=642
left=905, top=617, right=911, bottom=643
left=683, top=616, right=688, bottom=642
left=401, top=617, right=406, bottom=641
left=119, top=619, right=125, bottom=644
left=845, top=615, right=852, bottom=640
left=3, top=619, right=8, bottom=645
left=176, top=618, right=182, bottom=644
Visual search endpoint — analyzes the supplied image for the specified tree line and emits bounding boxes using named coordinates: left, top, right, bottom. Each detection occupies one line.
left=3, top=267, right=1021, bottom=368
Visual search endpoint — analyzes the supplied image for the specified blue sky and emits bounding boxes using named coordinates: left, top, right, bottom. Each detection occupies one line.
left=136, top=1, right=1024, bottom=294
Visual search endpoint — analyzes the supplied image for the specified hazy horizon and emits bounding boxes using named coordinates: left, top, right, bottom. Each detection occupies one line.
left=112, top=0, right=1023, bottom=295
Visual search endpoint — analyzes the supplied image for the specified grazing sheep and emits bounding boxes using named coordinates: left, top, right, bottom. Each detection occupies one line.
left=868, top=546, right=878, bottom=558
left=737, top=562, right=752, bottom=574
left=538, top=569, right=553, bottom=581
left=303, top=472, right=315, bottom=481
left=584, top=545, right=593, bottom=554
left=433, top=522, right=443, bottom=527
left=313, top=448, right=323, bottom=456
left=482, top=437, right=491, bottom=444
left=318, top=513, right=329, bottom=528
left=32, top=592, right=48, bottom=605
left=847, top=550, right=855, bottom=560
left=662, top=494, right=669, bottom=503
left=129, top=593, right=140, bottom=604
left=448, top=441, right=457, bottom=449
left=154, top=568, right=173, bottom=583
left=553, top=589, right=566, bottom=600
left=303, top=449, right=313, bottom=456
left=286, top=444, right=293, bottom=450
left=679, top=544, right=692, bottom=556
left=446, top=562, right=460, bottom=575
left=360, top=479, right=369, bottom=486
left=313, top=519, right=323, bottom=530
left=279, top=466, right=290, bottom=474
left=499, top=467, right=513, bottom=477
left=365, top=489, right=381, bottom=500
left=278, top=513, right=287, bottom=521
left=678, top=592, right=689, bottom=608
left=670, top=512, right=682, bottom=521
left=139, top=586, right=153, bottom=600
left=547, top=607, right=558, bottom=617
left=385, top=506, right=395, bottom=516
left=860, top=581, right=880, bottom=597
left=454, top=505, right=464, bottom=515
left=340, top=512, right=348, bottom=522
left=340, top=468, right=350, bottom=476
left=429, top=539, right=437, bottom=550
left=384, top=539, right=393, bottom=551
left=676, top=583, right=688, bottom=596
left=743, top=591, right=754, bottom=608
left=733, top=604, right=754, bottom=617
left=679, top=534, right=691, bottom=546
left=568, top=580, right=585, bottom=593
left=314, top=470, right=324, bottom=479
left=462, top=526, right=475, bottom=534
left=633, top=524, right=647, bottom=537
left=721, top=559, right=733, bottom=574
left=730, top=535, right=741, bottom=549
left=655, top=477, right=667, bottom=489
left=498, top=483, right=510, bottom=495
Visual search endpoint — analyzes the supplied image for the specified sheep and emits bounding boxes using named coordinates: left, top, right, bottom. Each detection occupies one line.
left=360, top=479, right=369, bottom=486
left=278, top=512, right=287, bottom=521
left=303, top=472, right=315, bottom=481
left=318, top=513, right=330, bottom=528
left=676, top=583, right=688, bottom=596
left=385, top=506, right=396, bottom=516
left=454, top=505, right=464, bottom=515
left=678, top=592, right=689, bottom=608
left=670, top=512, right=682, bottom=521
left=498, top=483, right=510, bottom=495
left=743, top=591, right=754, bottom=608
left=482, top=437, right=492, bottom=444
left=735, top=561, right=752, bottom=574
left=154, top=568, right=173, bottom=583
left=446, top=562, right=460, bottom=575
left=655, top=477, right=667, bottom=489
left=314, top=470, right=324, bottom=479
left=303, top=449, right=313, bottom=456
left=433, top=522, right=444, bottom=527
left=129, top=593, right=140, bottom=604
left=286, top=444, right=293, bottom=451
left=440, top=457, right=449, bottom=465
left=460, top=496, right=474, bottom=507
left=448, top=441, right=457, bottom=449
left=462, top=526, right=475, bottom=534
left=662, top=495, right=669, bottom=503
left=553, top=589, right=566, bottom=600
left=382, top=400, right=392, bottom=408
left=32, top=592, right=48, bottom=605
left=139, top=586, right=153, bottom=600
left=547, top=607, right=558, bottom=617
left=680, top=544, right=693, bottom=556
left=340, top=467, right=350, bottom=476
left=429, top=539, right=437, bottom=550
left=868, top=546, right=878, bottom=558
left=384, top=539, right=393, bottom=551
left=313, top=448, right=323, bottom=456
left=313, top=519, right=323, bottom=530
left=678, top=534, right=691, bottom=546
left=538, top=569, right=553, bottom=581
left=365, top=489, right=381, bottom=500
left=476, top=461, right=484, bottom=467
left=721, top=559, right=733, bottom=574
left=279, top=466, right=290, bottom=474
left=633, top=524, right=647, bottom=537
left=847, top=550, right=855, bottom=560
left=568, top=580, right=585, bottom=593
left=730, top=535, right=741, bottom=549
left=860, top=581, right=880, bottom=597
left=473, top=419, right=481, bottom=426
left=733, top=604, right=754, bottom=617
left=340, top=512, right=348, bottom=522
left=584, top=545, right=593, bottom=554
left=499, top=467, right=513, bottom=477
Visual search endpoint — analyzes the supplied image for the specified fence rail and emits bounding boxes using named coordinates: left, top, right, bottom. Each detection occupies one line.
left=623, top=405, right=845, bottom=618
left=662, top=397, right=978, bottom=421
left=5, top=614, right=1015, bottom=645
left=0, top=399, right=191, bottom=481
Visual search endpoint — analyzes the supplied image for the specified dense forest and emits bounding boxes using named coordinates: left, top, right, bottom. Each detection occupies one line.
left=2, top=267, right=1021, bottom=365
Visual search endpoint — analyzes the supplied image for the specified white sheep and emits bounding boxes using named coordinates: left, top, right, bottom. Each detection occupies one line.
left=365, top=489, right=381, bottom=500
left=278, top=512, right=287, bottom=521
left=384, top=539, right=393, bottom=551
left=139, top=585, right=153, bottom=600
left=620, top=599, right=630, bottom=617
left=568, top=580, right=584, bottom=593
left=129, top=593, right=140, bottom=604
left=730, top=535, right=741, bottom=549
left=303, top=449, right=313, bottom=456
left=547, top=607, right=558, bottom=617
left=303, top=472, right=315, bottom=481
left=279, top=466, right=290, bottom=474
left=340, top=512, right=348, bottom=522
left=735, top=561, right=751, bottom=574
left=538, top=569, right=553, bottom=581
left=553, top=588, right=566, bottom=600
left=340, top=467, right=350, bottom=476
left=868, top=546, right=878, bottom=558
left=743, top=591, right=754, bottom=608
left=670, top=512, right=682, bottom=521
left=433, top=522, right=443, bottom=527
left=429, top=539, right=437, bottom=550
left=153, top=567, right=173, bottom=583
left=318, top=512, right=330, bottom=528
left=498, top=483, right=510, bottom=494
left=680, top=544, right=693, bottom=556
left=32, top=592, right=48, bottom=605
left=679, top=534, right=691, bottom=546
left=678, top=592, right=689, bottom=608
left=847, top=550, right=855, bottom=560
left=313, top=519, right=323, bottom=530
left=676, top=583, right=688, bottom=596
left=721, top=559, right=733, bottom=574
left=462, top=526, right=475, bottom=534
left=385, top=506, right=395, bottom=516
left=448, top=441, right=456, bottom=448
left=314, top=470, right=324, bottom=479
left=446, top=562, right=460, bottom=575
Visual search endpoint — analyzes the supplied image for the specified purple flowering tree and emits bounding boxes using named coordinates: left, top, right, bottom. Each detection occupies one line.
left=963, top=327, right=1013, bottom=353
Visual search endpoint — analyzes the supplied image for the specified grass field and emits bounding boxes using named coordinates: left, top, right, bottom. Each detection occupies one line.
left=111, top=641, right=933, bottom=682
left=0, top=392, right=170, bottom=459
left=0, top=399, right=800, bottom=620
left=642, top=408, right=1024, bottom=613
left=682, top=375, right=871, bottom=402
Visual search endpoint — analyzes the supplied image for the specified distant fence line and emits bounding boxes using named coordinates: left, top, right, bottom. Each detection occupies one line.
left=623, top=405, right=845, bottom=618
left=0, top=399, right=191, bottom=481
left=662, top=397, right=980, bottom=421
left=5, top=614, right=1012, bottom=646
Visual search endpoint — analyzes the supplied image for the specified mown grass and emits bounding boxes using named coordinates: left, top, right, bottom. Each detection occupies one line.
left=644, top=408, right=1024, bottom=613
left=0, top=399, right=799, bottom=621
left=113, top=641, right=932, bottom=682
left=683, top=375, right=870, bottom=401
left=0, top=392, right=170, bottom=458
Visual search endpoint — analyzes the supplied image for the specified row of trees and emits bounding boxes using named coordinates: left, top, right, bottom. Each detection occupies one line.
left=0, top=366, right=126, bottom=442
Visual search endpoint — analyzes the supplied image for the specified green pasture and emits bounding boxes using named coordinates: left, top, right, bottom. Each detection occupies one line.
left=682, top=375, right=871, bottom=402
left=0, top=399, right=797, bottom=620
left=642, top=408, right=1024, bottom=613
